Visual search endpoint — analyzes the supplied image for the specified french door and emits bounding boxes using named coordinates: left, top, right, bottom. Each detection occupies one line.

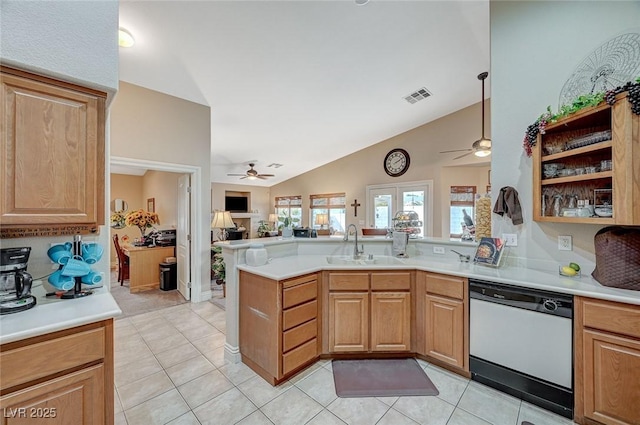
left=366, top=181, right=433, bottom=237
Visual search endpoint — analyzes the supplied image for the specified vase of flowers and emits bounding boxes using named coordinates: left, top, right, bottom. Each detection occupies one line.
left=125, top=209, right=160, bottom=241
left=110, top=212, right=126, bottom=229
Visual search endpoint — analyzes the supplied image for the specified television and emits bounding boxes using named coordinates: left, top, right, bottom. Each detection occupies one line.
left=225, top=196, right=248, bottom=213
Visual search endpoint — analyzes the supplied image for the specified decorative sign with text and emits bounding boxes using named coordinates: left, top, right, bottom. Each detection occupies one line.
left=1, top=224, right=99, bottom=239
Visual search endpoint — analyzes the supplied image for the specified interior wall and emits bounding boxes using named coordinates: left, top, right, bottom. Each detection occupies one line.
left=110, top=82, right=211, bottom=298
left=0, top=0, right=119, bottom=99
left=142, top=170, right=180, bottom=229
left=109, top=174, right=144, bottom=266
left=490, top=1, right=640, bottom=269
left=270, top=101, right=491, bottom=237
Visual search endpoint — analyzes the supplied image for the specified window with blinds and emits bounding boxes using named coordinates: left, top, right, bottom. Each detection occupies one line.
left=275, top=195, right=302, bottom=228
left=309, top=193, right=346, bottom=234
left=450, top=186, right=476, bottom=238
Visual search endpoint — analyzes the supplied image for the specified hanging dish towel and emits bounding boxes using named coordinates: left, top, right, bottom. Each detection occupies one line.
left=493, top=186, right=524, bottom=225
left=392, top=231, right=409, bottom=257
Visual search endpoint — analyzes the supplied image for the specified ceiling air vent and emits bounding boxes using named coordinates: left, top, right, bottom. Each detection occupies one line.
left=404, top=87, right=432, bottom=104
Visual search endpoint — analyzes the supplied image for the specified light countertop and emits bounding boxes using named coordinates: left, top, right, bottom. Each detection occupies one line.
left=237, top=254, right=640, bottom=306
left=0, top=285, right=121, bottom=345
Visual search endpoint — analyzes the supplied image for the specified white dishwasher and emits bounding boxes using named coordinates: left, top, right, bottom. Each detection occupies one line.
left=469, top=279, right=573, bottom=419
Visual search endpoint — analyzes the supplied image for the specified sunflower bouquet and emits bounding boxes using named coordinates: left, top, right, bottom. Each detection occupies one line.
left=125, top=209, right=160, bottom=238
left=110, top=212, right=126, bottom=229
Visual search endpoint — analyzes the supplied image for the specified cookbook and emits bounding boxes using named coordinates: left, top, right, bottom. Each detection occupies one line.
left=473, top=237, right=505, bottom=267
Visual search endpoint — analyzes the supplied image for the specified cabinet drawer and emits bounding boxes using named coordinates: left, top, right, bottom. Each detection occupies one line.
left=581, top=298, right=640, bottom=339
left=0, top=327, right=105, bottom=391
left=329, top=273, right=369, bottom=291
left=283, top=319, right=317, bottom=353
left=283, top=280, right=317, bottom=309
left=283, top=300, right=317, bottom=331
left=282, top=338, right=317, bottom=376
left=425, top=273, right=464, bottom=300
left=371, top=272, right=411, bottom=291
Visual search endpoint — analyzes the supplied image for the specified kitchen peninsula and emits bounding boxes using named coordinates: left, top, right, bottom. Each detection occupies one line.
left=217, top=236, right=640, bottom=425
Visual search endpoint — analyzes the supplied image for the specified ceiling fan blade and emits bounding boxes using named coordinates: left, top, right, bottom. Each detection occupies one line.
left=227, top=173, right=247, bottom=176
left=440, top=148, right=472, bottom=154
left=239, top=176, right=247, bottom=179
left=257, top=174, right=274, bottom=177
left=453, top=151, right=473, bottom=160
left=256, top=176, right=267, bottom=180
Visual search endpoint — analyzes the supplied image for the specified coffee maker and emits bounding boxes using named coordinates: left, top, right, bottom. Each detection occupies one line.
left=0, top=247, right=37, bottom=314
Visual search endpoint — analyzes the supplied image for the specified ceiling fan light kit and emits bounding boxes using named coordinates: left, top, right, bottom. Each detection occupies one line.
left=440, top=71, right=491, bottom=160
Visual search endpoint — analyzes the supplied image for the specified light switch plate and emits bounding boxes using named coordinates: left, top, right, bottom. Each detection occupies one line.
left=433, top=246, right=445, bottom=254
left=558, top=235, right=572, bottom=251
left=502, top=233, right=518, bottom=247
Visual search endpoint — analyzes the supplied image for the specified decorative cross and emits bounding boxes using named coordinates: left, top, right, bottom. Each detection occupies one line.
left=351, top=199, right=361, bottom=217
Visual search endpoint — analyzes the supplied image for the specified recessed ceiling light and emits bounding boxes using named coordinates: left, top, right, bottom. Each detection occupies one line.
left=355, top=0, right=370, bottom=5
left=118, top=27, right=135, bottom=48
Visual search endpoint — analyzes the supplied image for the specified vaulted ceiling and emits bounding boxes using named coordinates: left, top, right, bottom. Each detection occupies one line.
left=118, top=1, right=490, bottom=185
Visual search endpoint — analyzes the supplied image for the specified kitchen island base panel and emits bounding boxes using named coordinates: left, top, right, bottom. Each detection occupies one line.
left=123, top=245, right=175, bottom=293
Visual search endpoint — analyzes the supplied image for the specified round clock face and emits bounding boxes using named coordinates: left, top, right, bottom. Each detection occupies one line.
left=384, top=148, right=410, bottom=177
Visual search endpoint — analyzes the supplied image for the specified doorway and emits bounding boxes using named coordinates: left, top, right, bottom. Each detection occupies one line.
left=110, top=156, right=203, bottom=304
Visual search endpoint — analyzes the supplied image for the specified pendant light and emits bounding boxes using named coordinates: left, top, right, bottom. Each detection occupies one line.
left=473, top=72, right=491, bottom=157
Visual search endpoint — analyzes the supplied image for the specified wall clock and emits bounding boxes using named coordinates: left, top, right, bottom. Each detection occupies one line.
left=384, top=148, right=410, bottom=177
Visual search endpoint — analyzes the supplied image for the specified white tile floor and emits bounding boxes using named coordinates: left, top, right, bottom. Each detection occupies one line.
left=114, top=302, right=577, bottom=425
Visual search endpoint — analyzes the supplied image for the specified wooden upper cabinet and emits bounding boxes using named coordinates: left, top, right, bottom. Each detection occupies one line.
left=1, top=67, right=106, bottom=235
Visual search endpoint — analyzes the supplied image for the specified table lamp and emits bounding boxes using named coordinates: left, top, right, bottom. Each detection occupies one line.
left=315, top=213, right=329, bottom=229
left=211, top=211, right=235, bottom=241
left=268, top=213, right=278, bottom=230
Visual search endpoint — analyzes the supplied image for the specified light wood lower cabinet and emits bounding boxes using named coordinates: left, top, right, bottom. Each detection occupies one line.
left=371, top=292, right=411, bottom=352
left=417, top=271, right=468, bottom=372
left=239, top=271, right=319, bottom=384
left=575, top=296, right=640, bottom=425
left=0, top=320, right=114, bottom=425
left=326, top=271, right=412, bottom=354
left=329, top=292, right=369, bottom=352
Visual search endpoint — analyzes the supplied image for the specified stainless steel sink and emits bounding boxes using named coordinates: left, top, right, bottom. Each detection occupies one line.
left=325, top=255, right=405, bottom=265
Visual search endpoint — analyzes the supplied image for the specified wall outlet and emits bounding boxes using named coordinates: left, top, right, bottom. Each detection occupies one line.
left=433, top=246, right=445, bottom=254
left=558, top=235, right=573, bottom=251
left=502, top=233, right=518, bottom=247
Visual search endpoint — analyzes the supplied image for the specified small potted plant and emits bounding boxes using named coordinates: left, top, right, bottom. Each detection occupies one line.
left=281, top=216, right=294, bottom=238
left=257, top=220, right=271, bottom=237
left=211, top=246, right=226, bottom=296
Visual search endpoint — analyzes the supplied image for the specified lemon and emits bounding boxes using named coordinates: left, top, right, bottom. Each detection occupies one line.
left=561, top=266, right=577, bottom=276
left=569, top=262, right=581, bottom=272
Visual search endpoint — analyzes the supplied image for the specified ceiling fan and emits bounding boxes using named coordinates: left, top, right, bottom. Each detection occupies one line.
left=440, top=72, right=492, bottom=160
left=227, top=163, right=274, bottom=180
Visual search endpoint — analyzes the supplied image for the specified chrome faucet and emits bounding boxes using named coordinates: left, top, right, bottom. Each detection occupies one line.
left=344, top=224, right=364, bottom=259
left=451, top=249, right=471, bottom=263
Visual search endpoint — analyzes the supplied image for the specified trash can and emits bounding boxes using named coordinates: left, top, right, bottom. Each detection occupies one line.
left=159, top=262, right=177, bottom=291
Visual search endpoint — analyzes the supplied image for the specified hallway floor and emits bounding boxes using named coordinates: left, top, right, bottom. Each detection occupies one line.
left=113, top=301, right=576, bottom=425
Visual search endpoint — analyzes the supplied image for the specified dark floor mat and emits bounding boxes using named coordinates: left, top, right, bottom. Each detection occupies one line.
left=332, top=358, right=439, bottom=398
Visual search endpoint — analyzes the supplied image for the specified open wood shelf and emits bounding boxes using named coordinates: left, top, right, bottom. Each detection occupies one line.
left=541, top=171, right=612, bottom=186
left=541, top=140, right=612, bottom=162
